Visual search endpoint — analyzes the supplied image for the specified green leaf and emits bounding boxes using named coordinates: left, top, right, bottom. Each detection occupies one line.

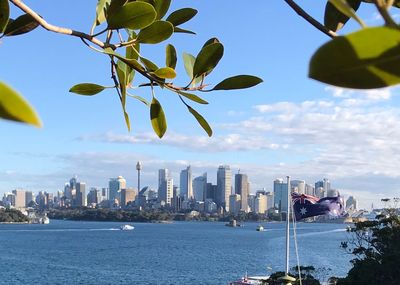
left=130, top=94, right=150, bottom=106
left=136, top=20, right=173, bottom=44
left=328, top=0, right=365, bottom=28
left=0, top=81, right=41, bottom=127
left=150, top=97, right=167, bottom=138
left=309, top=27, right=400, bottom=89
left=178, top=91, right=208, bottom=104
left=154, top=0, right=171, bottom=19
left=187, top=106, right=212, bottom=137
left=4, top=14, right=39, bottom=36
left=123, top=109, right=131, bottom=131
left=140, top=56, right=159, bottom=71
left=183, top=52, right=196, bottom=79
left=203, top=37, right=220, bottom=48
left=95, top=0, right=111, bottom=26
left=166, top=44, right=177, bottom=69
left=213, top=75, right=263, bottom=90
left=107, top=1, right=156, bottom=30
left=324, top=0, right=361, bottom=32
left=166, top=8, right=197, bottom=26
left=0, top=0, right=9, bottom=34
left=69, top=83, right=107, bottom=95
left=174, top=26, right=196, bottom=35
left=103, top=48, right=145, bottom=72
left=116, top=60, right=128, bottom=97
left=193, top=42, right=224, bottom=78
left=153, top=67, right=176, bottom=79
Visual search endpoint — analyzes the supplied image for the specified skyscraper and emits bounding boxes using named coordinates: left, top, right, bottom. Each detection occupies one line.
left=12, top=189, right=25, bottom=208
left=180, top=166, right=193, bottom=200
left=229, top=194, right=241, bottom=215
left=291, top=180, right=305, bottom=194
left=76, top=182, right=86, bottom=207
left=159, top=178, right=173, bottom=206
left=315, top=178, right=330, bottom=197
left=109, top=176, right=126, bottom=204
left=158, top=169, right=169, bottom=190
left=217, top=165, right=232, bottom=211
left=25, top=191, right=33, bottom=207
left=235, top=172, right=249, bottom=212
left=121, top=188, right=136, bottom=207
left=193, top=173, right=207, bottom=201
left=273, top=178, right=288, bottom=213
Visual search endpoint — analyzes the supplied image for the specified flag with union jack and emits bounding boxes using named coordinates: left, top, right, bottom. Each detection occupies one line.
left=292, top=192, right=344, bottom=220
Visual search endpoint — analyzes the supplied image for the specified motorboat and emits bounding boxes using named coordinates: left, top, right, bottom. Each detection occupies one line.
left=225, top=219, right=242, bottom=227
left=228, top=274, right=270, bottom=285
left=120, top=224, right=134, bottom=231
left=256, top=225, right=264, bottom=232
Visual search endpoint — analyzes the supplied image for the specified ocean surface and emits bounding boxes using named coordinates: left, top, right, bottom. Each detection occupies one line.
left=0, top=220, right=351, bottom=284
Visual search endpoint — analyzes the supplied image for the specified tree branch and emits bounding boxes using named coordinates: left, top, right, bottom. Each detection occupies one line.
left=374, top=0, right=398, bottom=28
left=9, top=0, right=111, bottom=49
left=283, top=0, right=337, bottom=38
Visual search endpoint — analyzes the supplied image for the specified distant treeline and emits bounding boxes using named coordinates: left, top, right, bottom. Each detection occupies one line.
left=0, top=208, right=29, bottom=223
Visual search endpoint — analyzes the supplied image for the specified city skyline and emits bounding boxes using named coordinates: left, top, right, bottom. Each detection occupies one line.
left=0, top=1, right=397, bottom=210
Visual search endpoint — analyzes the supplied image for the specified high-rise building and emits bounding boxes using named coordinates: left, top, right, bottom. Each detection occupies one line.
left=266, top=192, right=274, bottom=210
left=25, top=191, right=33, bottom=207
left=291, top=180, right=305, bottom=194
left=346, top=196, right=358, bottom=211
left=229, top=194, right=241, bottom=215
left=70, top=176, right=77, bottom=189
left=159, top=178, right=173, bottom=206
left=158, top=169, right=169, bottom=190
left=76, top=182, right=86, bottom=207
left=109, top=176, right=126, bottom=204
left=305, top=184, right=315, bottom=196
left=315, top=178, right=330, bottom=197
left=273, top=178, right=288, bottom=213
left=12, top=189, right=25, bottom=208
left=121, top=188, right=136, bottom=207
left=254, top=192, right=268, bottom=214
left=180, top=166, right=193, bottom=200
left=217, top=165, right=232, bottom=212
left=248, top=194, right=256, bottom=212
left=327, top=188, right=339, bottom=197
left=235, top=173, right=249, bottom=212
left=193, top=173, right=207, bottom=201
left=205, top=183, right=217, bottom=201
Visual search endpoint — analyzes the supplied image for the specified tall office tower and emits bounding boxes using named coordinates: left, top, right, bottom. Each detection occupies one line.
left=217, top=165, right=232, bottom=212
left=346, top=196, right=358, bottom=211
left=102, top=188, right=108, bottom=200
left=64, top=183, right=72, bottom=200
left=205, top=183, right=217, bottom=201
left=229, top=194, right=241, bottom=215
left=76, top=182, right=86, bottom=207
left=235, top=172, right=249, bottom=212
left=193, top=173, right=207, bottom=201
left=180, top=166, right=193, bottom=200
left=254, top=192, right=268, bottom=214
left=265, top=191, right=274, bottom=210
left=87, top=188, right=99, bottom=204
left=273, top=178, right=288, bottom=213
left=159, top=178, right=173, bottom=205
left=291, top=180, right=305, bottom=194
left=109, top=176, right=126, bottom=204
left=327, top=188, right=339, bottom=197
left=315, top=178, right=331, bottom=197
left=12, top=189, right=26, bottom=208
left=121, top=188, right=136, bottom=207
left=248, top=194, right=256, bottom=212
left=69, top=175, right=77, bottom=189
left=158, top=169, right=169, bottom=190
left=25, top=191, right=33, bottom=207
left=36, top=191, right=48, bottom=208
left=305, top=184, right=315, bottom=196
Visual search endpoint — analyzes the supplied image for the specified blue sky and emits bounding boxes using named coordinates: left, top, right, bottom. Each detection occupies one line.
left=1, top=0, right=399, bottom=209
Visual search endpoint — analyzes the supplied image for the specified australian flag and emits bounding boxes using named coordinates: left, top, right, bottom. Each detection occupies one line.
left=292, top=193, right=344, bottom=221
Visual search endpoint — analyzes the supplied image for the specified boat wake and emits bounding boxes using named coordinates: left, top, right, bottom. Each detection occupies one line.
left=295, top=228, right=346, bottom=237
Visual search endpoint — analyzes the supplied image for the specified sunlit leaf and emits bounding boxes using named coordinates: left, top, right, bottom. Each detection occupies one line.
left=103, top=48, right=145, bottom=72
left=123, top=109, right=131, bottom=131
left=4, top=14, right=39, bottom=36
left=140, top=56, right=159, bottom=71
left=136, top=20, right=174, bottom=44
left=187, top=106, right=212, bottom=137
left=213, top=75, right=263, bottom=90
left=174, top=26, right=196, bottom=35
left=153, top=67, right=176, bottom=79
left=154, top=0, right=171, bottom=19
left=309, top=27, right=400, bottom=89
left=0, top=81, right=41, bottom=127
left=183, top=52, right=195, bottom=79
left=178, top=91, right=208, bottom=104
left=0, top=0, right=9, bottom=34
left=193, top=42, right=224, bottom=78
left=130, top=94, right=150, bottom=106
left=150, top=97, right=167, bottom=138
left=166, top=8, right=197, bottom=26
left=95, top=0, right=111, bottom=26
left=166, top=44, right=177, bottom=69
left=107, top=2, right=156, bottom=30
left=69, top=83, right=107, bottom=95
left=324, top=0, right=361, bottom=31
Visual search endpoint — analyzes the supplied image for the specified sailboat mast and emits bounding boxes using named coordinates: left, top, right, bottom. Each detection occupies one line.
left=285, top=175, right=291, bottom=275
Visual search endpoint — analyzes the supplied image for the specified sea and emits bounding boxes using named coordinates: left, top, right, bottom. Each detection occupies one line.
left=0, top=220, right=352, bottom=285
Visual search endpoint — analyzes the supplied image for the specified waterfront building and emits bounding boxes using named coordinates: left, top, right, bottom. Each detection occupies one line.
left=193, top=173, right=207, bottom=201
left=36, top=191, right=48, bottom=208
left=12, top=189, right=26, bottom=208
left=205, top=183, right=217, bottom=201
left=217, top=165, right=232, bottom=212
left=235, top=172, right=249, bottom=212
left=25, top=191, right=33, bottom=207
left=109, top=176, right=126, bottom=204
left=305, top=184, right=315, bottom=196
left=121, top=188, right=136, bottom=207
left=180, top=166, right=193, bottom=200
left=87, top=188, right=103, bottom=205
left=76, top=182, right=86, bottom=207
left=229, top=194, right=241, bottom=215
left=291, top=180, right=305, bottom=194
left=248, top=194, right=256, bottom=212
left=159, top=178, right=173, bottom=206
left=64, top=183, right=72, bottom=200
left=2, top=192, right=15, bottom=207
left=254, top=192, right=268, bottom=214
left=315, top=178, right=330, bottom=197
left=273, top=178, right=288, bottom=213
left=204, top=199, right=217, bottom=213
left=266, top=192, right=274, bottom=210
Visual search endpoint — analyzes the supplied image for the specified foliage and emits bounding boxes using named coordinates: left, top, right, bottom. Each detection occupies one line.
left=0, top=208, right=29, bottom=223
left=266, top=266, right=321, bottom=285
left=336, top=210, right=400, bottom=285
left=0, top=0, right=262, bottom=136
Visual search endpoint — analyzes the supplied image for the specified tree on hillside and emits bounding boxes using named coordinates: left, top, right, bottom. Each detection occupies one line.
left=2, top=0, right=400, bottom=135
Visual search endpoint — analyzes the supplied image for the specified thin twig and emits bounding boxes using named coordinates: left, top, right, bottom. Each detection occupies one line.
left=374, top=0, right=398, bottom=28
left=283, top=0, right=337, bottom=38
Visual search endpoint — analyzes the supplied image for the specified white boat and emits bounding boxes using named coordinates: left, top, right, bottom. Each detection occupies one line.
left=256, top=225, right=264, bottom=232
left=120, top=224, right=134, bottom=231
left=42, top=216, right=50, bottom=224
left=228, top=274, right=270, bottom=285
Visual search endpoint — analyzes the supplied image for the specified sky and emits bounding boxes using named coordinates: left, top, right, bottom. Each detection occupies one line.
left=1, top=0, right=399, bottom=209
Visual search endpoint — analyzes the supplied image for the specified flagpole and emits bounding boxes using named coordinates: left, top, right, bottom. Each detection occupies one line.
left=279, top=176, right=296, bottom=285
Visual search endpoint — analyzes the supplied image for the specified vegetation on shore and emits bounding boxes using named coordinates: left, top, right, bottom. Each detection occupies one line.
left=0, top=208, right=29, bottom=223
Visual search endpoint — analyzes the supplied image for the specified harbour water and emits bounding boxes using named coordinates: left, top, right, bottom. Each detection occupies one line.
left=0, top=221, right=351, bottom=284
